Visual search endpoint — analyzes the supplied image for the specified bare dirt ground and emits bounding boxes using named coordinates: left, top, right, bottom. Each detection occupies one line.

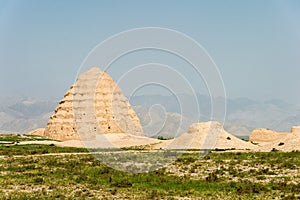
left=20, top=133, right=162, bottom=148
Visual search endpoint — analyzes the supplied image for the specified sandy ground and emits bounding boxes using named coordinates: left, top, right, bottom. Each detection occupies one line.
left=21, top=130, right=258, bottom=151
left=20, top=133, right=162, bottom=149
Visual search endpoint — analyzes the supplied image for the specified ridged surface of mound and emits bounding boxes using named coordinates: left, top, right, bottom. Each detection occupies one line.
left=39, top=68, right=143, bottom=141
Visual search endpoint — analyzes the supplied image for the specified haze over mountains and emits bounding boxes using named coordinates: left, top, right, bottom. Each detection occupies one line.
left=131, top=94, right=300, bottom=137
left=0, top=94, right=299, bottom=137
left=0, top=97, right=57, bottom=133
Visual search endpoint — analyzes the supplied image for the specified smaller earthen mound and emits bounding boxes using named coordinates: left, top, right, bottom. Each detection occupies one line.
left=28, top=128, right=45, bottom=137
left=291, top=126, right=300, bottom=135
left=249, top=128, right=288, bottom=143
left=154, top=121, right=256, bottom=150
left=258, top=132, right=300, bottom=152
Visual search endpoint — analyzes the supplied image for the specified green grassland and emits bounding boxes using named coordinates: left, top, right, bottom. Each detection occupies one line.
left=0, top=134, right=54, bottom=142
left=0, top=134, right=299, bottom=199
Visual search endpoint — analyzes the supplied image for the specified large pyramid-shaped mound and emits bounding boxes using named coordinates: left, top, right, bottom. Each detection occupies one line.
left=42, top=68, right=143, bottom=141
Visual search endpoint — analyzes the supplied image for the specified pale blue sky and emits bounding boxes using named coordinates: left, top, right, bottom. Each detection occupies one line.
left=0, top=0, right=299, bottom=105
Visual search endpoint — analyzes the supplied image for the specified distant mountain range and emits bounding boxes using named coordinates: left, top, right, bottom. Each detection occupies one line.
left=131, top=94, right=300, bottom=136
left=0, top=95, right=299, bottom=137
left=0, top=97, right=57, bottom=133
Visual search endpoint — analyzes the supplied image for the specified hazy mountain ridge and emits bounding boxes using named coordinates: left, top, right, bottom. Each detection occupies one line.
left=0, top=97, right=57, bottom=133
left=133, top=105, right=195, bottom=139
left=130, top=95, right=300, bottom=137
left=0, top=95, right=299, bottom=136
